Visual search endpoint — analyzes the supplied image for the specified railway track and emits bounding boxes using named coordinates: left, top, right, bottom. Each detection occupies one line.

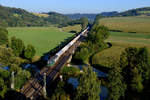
left=16, top=29, right=89, bottom=100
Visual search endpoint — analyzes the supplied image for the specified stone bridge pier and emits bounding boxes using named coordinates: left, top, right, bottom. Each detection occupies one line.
left=66, top=49, right=76, bottom=67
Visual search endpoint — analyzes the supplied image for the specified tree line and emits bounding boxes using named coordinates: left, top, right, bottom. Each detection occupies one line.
left=72, top=14, right=150, bottom=100
left=0, top=27, right=36, bottom=98
left=0, top=5, right=90, bottom=28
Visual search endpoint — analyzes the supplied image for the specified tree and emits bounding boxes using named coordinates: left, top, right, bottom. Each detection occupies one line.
left=10, top=36, right=25, bottom=56
left=90, top=25, right=109, bottom=44
left=0, top=28, right=8, bottom=45
left=75, top=66, right=100, bottom=100
left=9, top=64, right=31, bottom=90
left=108, top=65, right=126, bottom=100
left=0, top=69, right=10, bottom=98
left=138, top=47, right=150, bottom=81
left=80, top=17, right=89, bottom=30
left=24, top=44, right=36, bottom=60
left=0, top=46, right=14, bottom=66
left=120, top=47, right=150, bottom=92
left=93, top=14, right=104, bottom=25
left=88, top=25, right=109, bottom=54
left=130, top=67, right=143, bottom=92
left=51, top=81, right=70, bottom=100
left=0, top=77, right=7, bottom=98
left=73, top=47, right=89, bottom=64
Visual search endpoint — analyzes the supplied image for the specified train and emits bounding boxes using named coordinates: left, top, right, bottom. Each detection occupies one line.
left=47, top=27, right=89, bottom=67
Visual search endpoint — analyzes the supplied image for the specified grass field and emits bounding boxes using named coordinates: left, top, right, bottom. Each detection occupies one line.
left=32, top=13, right=49, bottom=17
left=62, top=24, right=81, bottom=33
left=8, top=27, right=73, bottom=56
left=92, top=31, right=150, bottom=68
left=100, top=16, right=150, bottom=34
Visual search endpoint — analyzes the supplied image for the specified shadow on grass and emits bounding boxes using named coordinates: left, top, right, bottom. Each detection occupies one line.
left=31, top=35, right=76, bottom=70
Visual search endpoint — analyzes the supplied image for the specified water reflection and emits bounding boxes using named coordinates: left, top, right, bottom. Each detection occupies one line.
left=68, top=65, right=108, bottom=100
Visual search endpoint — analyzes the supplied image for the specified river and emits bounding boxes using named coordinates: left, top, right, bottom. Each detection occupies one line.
left=68, top=65, right=108, bottom=100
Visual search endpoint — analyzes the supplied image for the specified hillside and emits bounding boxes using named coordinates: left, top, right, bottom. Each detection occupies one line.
left=66, top=12, right=118, bottom=21
left=0, top=5, right=47, bottom=27
left=99, top=16, right=150, bottom=34
left=117, top=7, right=150, bottom=16
left=0, top=5, right=71, bottom=27
left=44, top=12, right=71, bottom=25
left=1, top=5, right=150, bottom=27
left=66, top=7, right=150, bottom=21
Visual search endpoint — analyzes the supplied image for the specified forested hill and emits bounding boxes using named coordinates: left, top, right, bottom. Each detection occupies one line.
left=66, top=7, right=150, bottom=21
left=1, top=5, right=150, bottom=27
left=43, top=12, right=71, bottom=25
left=65, top=12, right=118, bottom=21
left=117, top=7, right=150, bottom=16
left=0, top=5, right=71, bottom=27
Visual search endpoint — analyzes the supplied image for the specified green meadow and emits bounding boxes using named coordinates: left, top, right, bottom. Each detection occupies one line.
left=8, top=27, right=73, bottom=56
left=92, top=31, right=150, bottom=68
left=62, top=24, right=82, bottom=33
left=100, top=16, right=150, bottom=34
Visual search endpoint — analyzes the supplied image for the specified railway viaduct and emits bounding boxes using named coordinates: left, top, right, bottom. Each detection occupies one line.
left=16, top=28, right=89, bottom=100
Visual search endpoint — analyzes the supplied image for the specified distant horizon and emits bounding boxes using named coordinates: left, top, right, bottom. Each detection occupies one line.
left=0, top=0, right=150, bottom=14
left=1, top=4, right=150, bottom=15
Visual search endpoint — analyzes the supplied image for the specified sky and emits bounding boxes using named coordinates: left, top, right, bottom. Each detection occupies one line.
left=0, top=0, right=150, bottom=14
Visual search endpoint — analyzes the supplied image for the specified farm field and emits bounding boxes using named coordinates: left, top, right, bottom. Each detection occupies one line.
left=99, top=16, right=150, bottom=34
left=92, top=31, right=150, bottom=68
left=8, top=27, right=73, bottom=56
left=62, top=24, right=82, bottom=33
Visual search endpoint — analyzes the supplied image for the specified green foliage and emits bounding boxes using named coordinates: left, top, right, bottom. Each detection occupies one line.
left=0, top=78, right=7, bottom=98
left=51, top=93, right=70, bottom=100
left=73, top=22, right=110, bottom=64
left=138, top=47, right=150, bottom=81
left=51, top=81, right=70, bottom=100
left=10, top=36, right=25, bottom=56
left=9, top=65, right=31, bottom=90
left=45, top=12, right=71, bottom=26
left=88, top=25, right=110, bottom=54
left=80, top=17, right=89, bottom=30
left=24, top=44, right=36, bottom=60
left=0, top=46, right=14, bottom=66
left=61, top=67, right=80, bottom=76
left=0, top=70, right=10, bottom=98
left=0, top=28, right=8, bottom=45
left=90, top=25, right=109, bottom=43
left=117, top=7, right=150, bottom=16
left=0, top=5, right=72, bottom=27
left=75, top=66, right=100, bottom=100
left=0, top=5, right=47, bottom=27
left=130, top=67, right=143, bottom=92
left=93, top=14, right=104, bottom=25
left=14, top=69, right=31, bottom=90
left=108, top=65, right=126, bottom=100
left=61, top=66, right=80, bottom=81
left=120, top=47, right=150, bottom=92
left=73, top=47, right=90, bottom=64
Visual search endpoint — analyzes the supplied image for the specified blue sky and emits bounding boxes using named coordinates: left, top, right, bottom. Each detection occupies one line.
left=0, top=0, right=150, bottom=14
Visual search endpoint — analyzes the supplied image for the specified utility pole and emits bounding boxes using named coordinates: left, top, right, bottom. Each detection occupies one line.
left=43, top=73, right=47, bottom=97
left=11, top=71, right=14, bottom=89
